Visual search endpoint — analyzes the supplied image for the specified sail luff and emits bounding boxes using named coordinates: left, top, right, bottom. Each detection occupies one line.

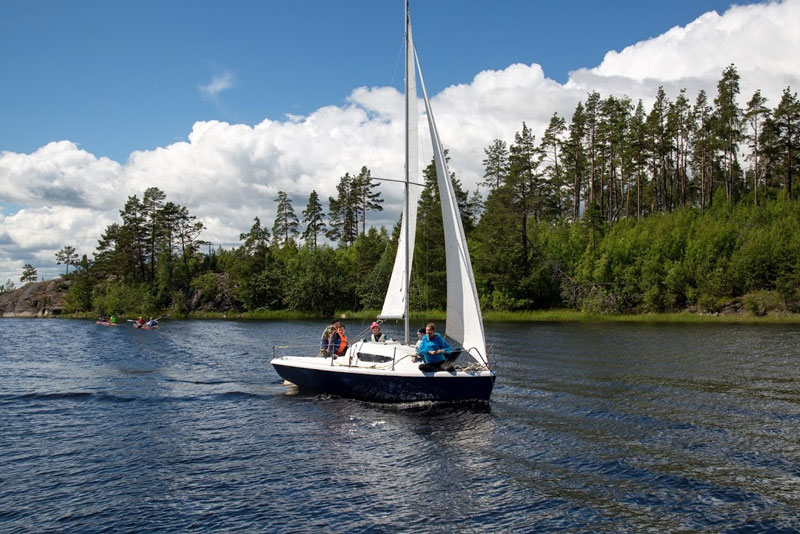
left=415, top=49, right=487, bottom=361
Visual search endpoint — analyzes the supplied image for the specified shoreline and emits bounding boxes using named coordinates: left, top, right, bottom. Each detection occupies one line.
left=8, top=308, right=800, bottom=324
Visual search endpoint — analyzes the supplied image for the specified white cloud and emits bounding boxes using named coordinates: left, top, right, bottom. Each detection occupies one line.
left=1, top=0, right=799, bottom=284
left=567, top=0, right=800, bottom=108
left=199, top=72, right=235, bottom=99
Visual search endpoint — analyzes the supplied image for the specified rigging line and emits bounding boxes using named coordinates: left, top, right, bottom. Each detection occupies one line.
left=362, top=34, right=406, bottom=173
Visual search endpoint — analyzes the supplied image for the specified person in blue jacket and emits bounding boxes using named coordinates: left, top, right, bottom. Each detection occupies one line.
left=415, top=322, right=454, bottom=371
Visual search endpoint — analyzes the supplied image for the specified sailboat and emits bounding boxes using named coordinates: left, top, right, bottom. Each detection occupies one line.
left=270, top=1, right=496, bottom=403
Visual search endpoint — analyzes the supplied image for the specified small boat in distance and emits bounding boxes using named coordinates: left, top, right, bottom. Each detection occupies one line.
left=271, top=1, right=495, bottom=403
left=95, top=321, right=118, bottom=327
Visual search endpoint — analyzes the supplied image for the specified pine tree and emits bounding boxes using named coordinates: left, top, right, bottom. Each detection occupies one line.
left=629, top=100, right=648, bottom=219
left=353, top=166, right=383, bottom=235
left=691, top=90, right=714, bottom=212
left=564, top=101, right=587, bottom=220
left=301, top=191, right=326, bottom=248
left=540, top=113, right=567, bottom=217
left=272, top=191, right=300, bottom=246
left=240, top=216, right=271, bottom=268
left=507, top=122, right=542, bottom=271
left=20, top=263, right=38, bottom=284
left=669, top=89, right=692, bottom=208
left=55, top=245, right=79, bottom=275
left=646, top=87, right=671, bottom=212
left=413, top=159, right=446, bottom=310
left=481, top=139, right=509, bottom=191
left=584, top=92, right=601, bottom=205
left=174, top=205, right=205, bottom=285
left=744, top=90, right=770, bottom=204
left=119, top=195, right=147, bottom=281
left=772, top=87, right=800, bottom=199
left=142, top=187, right=166, bottom=283
left=713, top=64, right=743, bottom=204
left=325, top=174, right=358, bottom=246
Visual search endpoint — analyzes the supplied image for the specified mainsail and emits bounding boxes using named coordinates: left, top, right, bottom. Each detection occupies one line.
left=380, top=0, right=486, bottom=360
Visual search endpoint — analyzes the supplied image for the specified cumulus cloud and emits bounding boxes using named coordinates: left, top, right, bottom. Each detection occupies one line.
left=567, top=0, right=800, bottom=107
left=1, top=0, right=799, bottom=283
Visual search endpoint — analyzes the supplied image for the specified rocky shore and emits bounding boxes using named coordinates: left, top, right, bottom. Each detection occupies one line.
left=0, top=279, right=70, bottom=317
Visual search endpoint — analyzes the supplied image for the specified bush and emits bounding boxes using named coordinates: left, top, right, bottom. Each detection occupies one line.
left=92, top=283, right=157, bottom=315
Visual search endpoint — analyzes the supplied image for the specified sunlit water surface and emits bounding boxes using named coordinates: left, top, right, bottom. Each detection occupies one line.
left=1, top=319, right=799, bottom=533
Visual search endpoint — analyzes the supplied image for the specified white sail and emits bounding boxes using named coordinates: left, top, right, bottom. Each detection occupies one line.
left=379, top=4, right=420, bottom=327
left=416, top=52, right=487, bottom=360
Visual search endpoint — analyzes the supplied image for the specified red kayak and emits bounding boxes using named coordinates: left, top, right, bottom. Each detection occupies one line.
left=95, top=321, right=119, bottom=326
left=133, top=323, right=158, bottom=330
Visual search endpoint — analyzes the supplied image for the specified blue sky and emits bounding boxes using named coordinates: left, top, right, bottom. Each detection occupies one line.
left=1, top=0, right=798, bottom=284
left=1, top=0, right=760, bottom=163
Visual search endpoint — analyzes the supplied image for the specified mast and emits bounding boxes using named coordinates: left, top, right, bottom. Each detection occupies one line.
left=403, top=0, right=411, bottom=344
left=379, top=0, right=419, bottom=343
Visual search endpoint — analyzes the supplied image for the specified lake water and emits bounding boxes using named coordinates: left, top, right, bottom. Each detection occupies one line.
left=1, top=318, right=799, bottom=533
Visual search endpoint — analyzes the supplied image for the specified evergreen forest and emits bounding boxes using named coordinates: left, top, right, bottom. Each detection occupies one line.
left=36, top=65, right=800, bottom=318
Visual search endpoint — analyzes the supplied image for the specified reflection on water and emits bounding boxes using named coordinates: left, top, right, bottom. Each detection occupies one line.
left=1, top=319, right=799, bottom=533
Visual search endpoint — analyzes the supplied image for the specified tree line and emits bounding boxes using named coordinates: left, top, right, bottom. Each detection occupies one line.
left=11, top=64, right=797, bottom=317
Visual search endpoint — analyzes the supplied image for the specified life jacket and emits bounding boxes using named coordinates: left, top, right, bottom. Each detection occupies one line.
left=335, top=333, right=348, bottom=356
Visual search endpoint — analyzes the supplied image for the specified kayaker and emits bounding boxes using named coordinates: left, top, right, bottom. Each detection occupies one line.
left=136, top=317, right=145, bottom=328
left=146, top=317, right=158, bottom=327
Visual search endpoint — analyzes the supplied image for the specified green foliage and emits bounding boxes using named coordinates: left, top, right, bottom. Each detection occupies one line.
left=63, top=278, right=92, bottom=313
left=92, top=282, right=157, bottom=316
left=285, top=247, right=342, bottom=316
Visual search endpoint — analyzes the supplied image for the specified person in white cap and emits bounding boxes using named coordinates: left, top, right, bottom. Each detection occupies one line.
left=368, top=321, right=386, bottom=342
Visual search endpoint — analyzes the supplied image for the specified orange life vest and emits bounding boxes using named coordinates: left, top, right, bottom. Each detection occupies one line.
left=335, top=333, right=348, bottom=355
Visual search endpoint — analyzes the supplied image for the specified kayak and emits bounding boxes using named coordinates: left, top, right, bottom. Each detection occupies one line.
left=133, top=323, right=158, bottom=330
left=96, top=321, right=119, bottom=326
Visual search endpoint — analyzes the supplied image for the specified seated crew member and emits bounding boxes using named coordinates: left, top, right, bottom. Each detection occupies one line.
left=328, top=322, right=348, bottom=359
left=414, top=322, right=454, bottom=371
left=368, top=322, right=386, bottom=342
left=319, top=319, right=337, bottom=357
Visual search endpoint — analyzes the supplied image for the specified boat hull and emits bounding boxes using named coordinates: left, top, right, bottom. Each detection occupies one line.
left=271, top=358, right=495, bottom=403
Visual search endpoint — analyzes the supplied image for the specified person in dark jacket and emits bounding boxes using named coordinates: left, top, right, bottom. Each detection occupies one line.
left=328, top=322, right=348, bottom=358
left=319, top=319, right=337, bottom=356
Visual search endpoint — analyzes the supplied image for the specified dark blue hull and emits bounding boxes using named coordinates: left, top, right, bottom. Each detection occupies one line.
left=272, top=361, right=495, bottom=403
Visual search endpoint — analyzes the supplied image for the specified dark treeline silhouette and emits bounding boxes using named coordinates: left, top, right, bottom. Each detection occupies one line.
left=57, top=65, right=800, bottom=317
